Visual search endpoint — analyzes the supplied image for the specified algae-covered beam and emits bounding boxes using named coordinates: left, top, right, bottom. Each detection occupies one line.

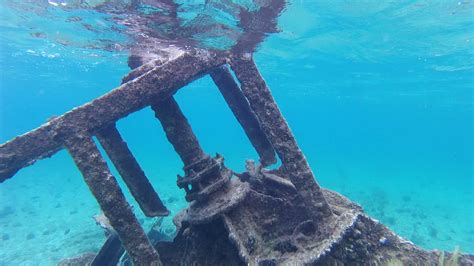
left=0, top=49, right=226, bottom=182
left=229, top=55, right=333, bottom=221
left=210, top=66, right=276, bottom=166
left=96, top=124, right=169, bottom=217
left=151, top=97, right=207, bottom=167
left=151, top=97, right=229, bottom=203
left=65, top=132, right=161, bottom=265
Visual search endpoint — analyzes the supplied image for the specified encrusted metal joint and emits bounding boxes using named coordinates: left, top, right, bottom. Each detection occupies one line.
left=178, top=154, right=231, bottom=202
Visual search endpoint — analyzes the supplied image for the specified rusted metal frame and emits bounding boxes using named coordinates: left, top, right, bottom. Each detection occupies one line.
left=209, top=66, right=277, bottom=166
left=96, top=124, right=169, bottom=217
left=0, top=50, right=226, bottom=182
left=64, top=132, right=161, bottom=265
left=229, top=55, right=333, bottom=221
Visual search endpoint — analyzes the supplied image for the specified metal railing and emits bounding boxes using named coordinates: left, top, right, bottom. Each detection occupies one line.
left=0, top=48, right=334, bottom=264
left=0, top=1, right=334, bottom=263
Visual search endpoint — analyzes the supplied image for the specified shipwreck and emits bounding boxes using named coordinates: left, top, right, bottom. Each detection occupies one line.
left=0, top=1, right=472, bottom=265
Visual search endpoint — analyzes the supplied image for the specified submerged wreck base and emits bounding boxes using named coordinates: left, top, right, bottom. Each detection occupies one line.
left=150, top=177, right=474, bottom=266
left=60, top=168, right=473, bottom=265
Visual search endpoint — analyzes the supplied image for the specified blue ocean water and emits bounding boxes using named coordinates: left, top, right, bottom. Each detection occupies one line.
left=0, top=0, right=473, bottom=264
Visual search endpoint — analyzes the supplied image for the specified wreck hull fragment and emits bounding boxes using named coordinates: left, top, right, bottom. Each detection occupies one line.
left=162, top=185, right=473, bottom=265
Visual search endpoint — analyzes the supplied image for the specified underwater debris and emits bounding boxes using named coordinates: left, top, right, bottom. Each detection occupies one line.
left=0, top=206, right=15, bottom=218
left=2, top=234, right=10, bottom=241
left=26, top=233, right=35, bottom=240
left=93, top=212, right=113, bottom=233
left=1, top=1, right=473, bottom=265
left=58, top=253, right=96, bottom=266
left=2, top=46, right=472, bottom=264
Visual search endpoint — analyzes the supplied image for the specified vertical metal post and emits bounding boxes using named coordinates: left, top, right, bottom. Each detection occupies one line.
left=210, top=66, right=276, bottom=166
left=230, top=55, right=333, bottom=221
left=65, top=132, right=162, bottom=265
left=151, top=97, right=207, bottom=167
left=96, top=124, right=169, bottom=217
left=151, top=97, right=230, bottom=202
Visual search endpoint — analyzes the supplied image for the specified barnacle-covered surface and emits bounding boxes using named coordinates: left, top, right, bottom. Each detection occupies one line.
left=6, top=43, right=473, bottom=264
left=60, top=179, right=474, bottom=265
left=1, top=0, right=473, bottom=264
left=0, top=48, right=226, bottom=182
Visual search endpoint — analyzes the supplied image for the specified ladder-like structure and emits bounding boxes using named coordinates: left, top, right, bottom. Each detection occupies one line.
left=3, top=49, right=471, bottom=266
left=0, top=49, right=336, bottom=264
left=2, top=2, right=472, bottom=264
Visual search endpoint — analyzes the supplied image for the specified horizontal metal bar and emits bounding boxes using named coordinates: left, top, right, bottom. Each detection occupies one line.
left=0, top=49, right=226, bottom=182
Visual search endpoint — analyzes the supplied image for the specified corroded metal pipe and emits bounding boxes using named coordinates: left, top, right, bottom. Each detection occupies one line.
left=151, top=97, right=206, bottom=167
left=229, top=55, right=333, bottom=221
left=65, top=132, right=161, bottom=265
left=210, top=66, right=276, bottom=166
left=151, top=97, right=230, bottom=203
left=96, top=124, right=169, bottom=217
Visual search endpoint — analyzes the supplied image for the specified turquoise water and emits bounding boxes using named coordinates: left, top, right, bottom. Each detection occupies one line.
left=0, top=0, right=473, bottom=264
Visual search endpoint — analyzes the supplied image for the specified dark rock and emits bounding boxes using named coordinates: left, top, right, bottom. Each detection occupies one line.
left=26, top=233, right=35, bottom=240
left=0, top=206, right=14, bottom=218
left=429, top=226, right=438, bottom=238
left=58, top=253, right=96, bottom=266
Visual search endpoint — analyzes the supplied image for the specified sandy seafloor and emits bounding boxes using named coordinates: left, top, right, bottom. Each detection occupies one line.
left=1, top=1, right=473, bottom=263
